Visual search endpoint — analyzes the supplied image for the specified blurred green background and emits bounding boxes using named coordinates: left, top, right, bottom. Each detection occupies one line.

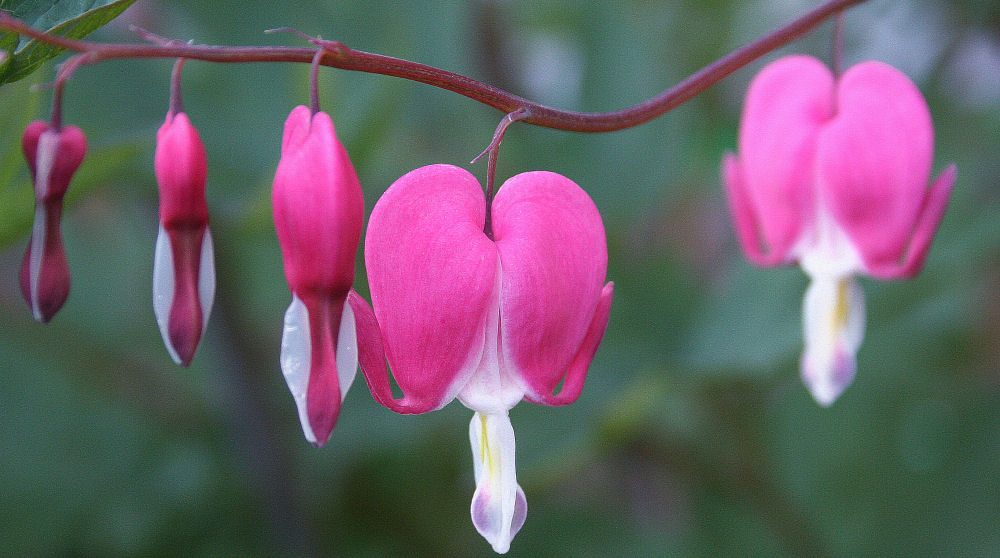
left=1, top=1, right=998, bottom=556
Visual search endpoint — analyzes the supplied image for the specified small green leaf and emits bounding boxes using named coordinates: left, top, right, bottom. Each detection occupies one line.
left=0, top=0, right=138, bottom=86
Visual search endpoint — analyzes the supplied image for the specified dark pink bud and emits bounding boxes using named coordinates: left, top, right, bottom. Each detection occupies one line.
left=152, top=111, right=215, bottom=367
left=19, top=120, right=86, bottom=323
left=273, top=105, right=364, bottom=447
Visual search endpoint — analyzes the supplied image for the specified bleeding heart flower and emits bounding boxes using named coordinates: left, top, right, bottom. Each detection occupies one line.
left=19, top=120, right=87, bottom=323
left=273, top=105, right=364, bottom=448
left=350, top=164, right=614, bottom=553
left=722, top=55, right=955, bottom=406
left=152, top=110, right=215, bottom=367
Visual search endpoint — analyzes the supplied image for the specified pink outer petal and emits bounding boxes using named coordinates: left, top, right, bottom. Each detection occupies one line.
left=524, top=282, right=613, bottom=406
left=273, top=106, right=363, bottom=294
left=155, top=112, right=209, bottom=226
left=22, top=123, right=87, bottom=201
left=817, top=62, right=952, bottom=279
left=733, top=55, right=834, bottom=263
left=878, top=165, right=955, bottom=279
left=722, top=153, right=785, bottom=266
left=491, top=171, right=609, bottom=405
left=362, top=164, right=499, bottom=414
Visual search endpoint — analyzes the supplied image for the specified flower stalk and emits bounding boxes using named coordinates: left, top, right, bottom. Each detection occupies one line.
left=0, top=0, right=867, bottom=134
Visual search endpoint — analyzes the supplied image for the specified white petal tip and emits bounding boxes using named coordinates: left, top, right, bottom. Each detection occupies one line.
left=280, top=295, right=317, bottom=444
left=802, top=349, right=856, bottom=407
left=801, top=277, right=865, bottom=408
left=152, top=226, right=182, bottom=365
left=469, top=411, right=526, bottom=554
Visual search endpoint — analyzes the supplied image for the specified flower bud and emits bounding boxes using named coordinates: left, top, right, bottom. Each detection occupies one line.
left=152, top=111, right=215, bottom=366
left=273, top=105, right=364, bottom=447
left=19, top=120, right=87, bottom=323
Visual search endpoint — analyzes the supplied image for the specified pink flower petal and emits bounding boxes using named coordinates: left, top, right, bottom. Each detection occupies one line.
left=491, top=171, right=608, bottom=404
left=273, top=106, right=363, bottom=293
left=723, top=153, right=778, bottom=266
left=734, top=55, right=834, bottom=263
left=362, top=164, right=499, bottom=413
left=524, top=282, right=613, bottom=406
left=817, top=61, right=944, bottom=278
left=155, top=112, right=209, bottom=225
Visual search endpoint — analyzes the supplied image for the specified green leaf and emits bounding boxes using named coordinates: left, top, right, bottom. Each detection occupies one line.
left=0, top=0, right=137, bottom=86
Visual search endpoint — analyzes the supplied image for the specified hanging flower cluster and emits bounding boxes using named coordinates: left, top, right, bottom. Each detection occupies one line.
left=8, top=12, right=955, bottom=553
left=722, top=55, right=955, bottom=406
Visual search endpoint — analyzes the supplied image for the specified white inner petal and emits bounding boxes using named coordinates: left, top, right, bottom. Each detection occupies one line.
left=336, top=300, right=358, bottom=402
left=28, top=205, right=46, bottom=322
left=801, top=276, right=866, bottom=406
left=280, top=294, right=315, bottom=444
left=469, top=410, right=526, bottom=554
left=34, top=131, right=58, bottom=199
left=458, top=256, right=525, bottom=414
left=796, top=203, right=865, bottom=279
left=152, top=225, right=181, bottom=365
left=27, top=127, right=60, bottom=323
left=198, top=227, right=216, bottom=334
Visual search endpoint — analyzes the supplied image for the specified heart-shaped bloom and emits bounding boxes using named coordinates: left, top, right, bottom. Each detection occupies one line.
left=20, top=120, right=87, bottom=323
left=152, top=110, right=215, bottom=366
left=351, top=164, right=614, bottom=553
left=723, top=55, right=955, bottom=405
left=273, top=105, right=364, bottom=448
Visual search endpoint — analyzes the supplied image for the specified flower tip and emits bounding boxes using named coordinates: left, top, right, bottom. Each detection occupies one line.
left=19, top=229, right=71, bottom=323
left=167, top=327, right=200, bottom=367
left=801, top=349, right=856, bottom=407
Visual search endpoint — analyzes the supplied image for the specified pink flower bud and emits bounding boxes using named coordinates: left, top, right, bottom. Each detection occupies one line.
left=273, top=105, right=364, bottom=448
left=152, top=111, right=215, bottom=366
left=19, top=120, right=87, bottom=323
left=722, top=55, right=955, bottom=405
left=349, top=164, right=613, bottom=552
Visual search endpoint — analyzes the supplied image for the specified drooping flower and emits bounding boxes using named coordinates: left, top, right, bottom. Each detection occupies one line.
left=722, top=55, right=955, bottom=406
left=273, top=105, right=364, bottom=448
left=350, top=164, right=614, bottom=553
left=20, top=120, right=87, bottom=323
left=152, top=109, right=215, bottom=367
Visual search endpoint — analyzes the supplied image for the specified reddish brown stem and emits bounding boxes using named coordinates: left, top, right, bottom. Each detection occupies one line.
left=0, top=0, right=865, bottom=133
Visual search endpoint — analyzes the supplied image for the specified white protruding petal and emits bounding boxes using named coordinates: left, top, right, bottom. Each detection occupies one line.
left=801, top=276, right=866, bottom=406
left=336, top=300, right=358, bottom=402
left=280, top=294, right=316, bottom=444
left=152, top=224, right=181, bottom=365
left=28, top=205, right=46, bottom=322
left=469, top=411, right=527, bottom=554
left=198, top=227, right=216, bottom=332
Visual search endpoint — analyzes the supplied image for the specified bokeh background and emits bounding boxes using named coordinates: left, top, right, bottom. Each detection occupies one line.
left=1, top=1, right=998, bottom=556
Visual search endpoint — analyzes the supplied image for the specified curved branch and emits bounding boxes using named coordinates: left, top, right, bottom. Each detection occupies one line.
left=0, top=0, right=867, bottom=132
